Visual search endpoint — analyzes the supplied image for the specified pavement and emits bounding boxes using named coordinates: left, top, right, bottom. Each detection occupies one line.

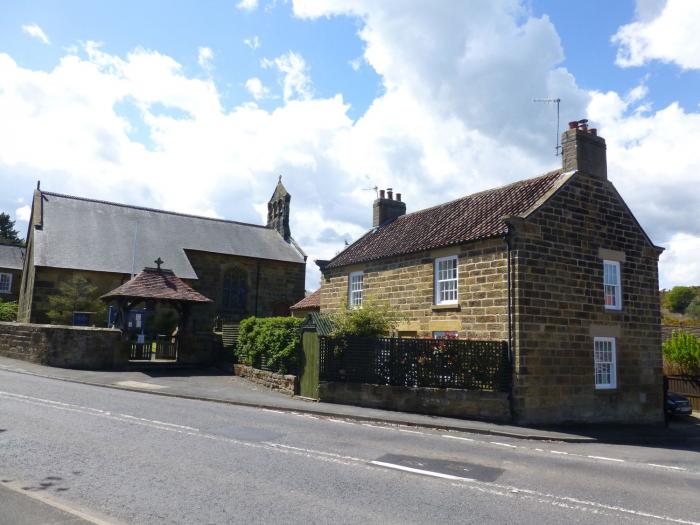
left=0, top=355, right=698, bottom=444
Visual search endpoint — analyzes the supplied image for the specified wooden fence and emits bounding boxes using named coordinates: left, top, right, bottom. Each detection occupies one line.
left=667, top=375, right=700, bottom=411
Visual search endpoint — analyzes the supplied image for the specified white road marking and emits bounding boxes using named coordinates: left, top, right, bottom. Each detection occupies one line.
left=647, top=464, right=687, bottom=471
left=397, top=428, right=424, bottom=435
left=587, top=455, right=625, bottom=463
left=327, top=418, right=353, bottom=424
left=490, top=441, right=517, bottom=448
left=2, top=389, right=697, bottom=524
left=442, top=434, right=475, bottom=442
left=262, top=408, right=285, bottom=414
left=551, top=450, right=569, bottom=455
left=370, top=460, right=476, bottom=481
left=117, top=413, right=199, bottom=432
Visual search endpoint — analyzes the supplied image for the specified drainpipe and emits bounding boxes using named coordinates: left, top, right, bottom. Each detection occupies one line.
left=504, top=229, right=515, bottom=421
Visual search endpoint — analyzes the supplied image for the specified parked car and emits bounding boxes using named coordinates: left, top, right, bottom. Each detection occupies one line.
left=666, top=392, right=693, bottom=417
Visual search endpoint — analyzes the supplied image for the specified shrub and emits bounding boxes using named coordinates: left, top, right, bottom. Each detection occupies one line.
left=0, top=299, right=18, bottom=322
left=235, top=316, right=303, bottom=374
left=665, top=286, right=697, bottom=314
left=330, top=299, right=402, bottom=338
left=663, top=330, right=700, bottom=375
left=46, top=275, right=107, bottom=325
left=686, top=298, right=700, bottom=320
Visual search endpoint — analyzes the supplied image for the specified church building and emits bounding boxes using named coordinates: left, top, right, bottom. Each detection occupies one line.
left=17, top=179, right=306, bottom=331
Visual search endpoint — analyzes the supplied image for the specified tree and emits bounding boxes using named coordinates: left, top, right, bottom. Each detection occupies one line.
left=0, top=212, right=22, bottom=245
left=665, top=286, right=697, bottom=314
left=686, top=297, right=700, bottom=320
left=46, top=275, right=107, bottom=325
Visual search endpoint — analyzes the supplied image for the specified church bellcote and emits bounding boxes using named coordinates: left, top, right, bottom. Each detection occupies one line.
left=267, top=176, right=291, bottom=242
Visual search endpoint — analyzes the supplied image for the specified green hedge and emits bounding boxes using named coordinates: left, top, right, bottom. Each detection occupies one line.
left=0, top=299, right=18, bottom=322
left=663, top=330, right=700, bottom=375
left=236, top=316, right=303, bottom=374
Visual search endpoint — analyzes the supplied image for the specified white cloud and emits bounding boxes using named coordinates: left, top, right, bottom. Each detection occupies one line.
left=348, top=57, right=362, bottom=71
left=262, top=51, right=313, bottom=102
left=613, top=0, right=700, bottom=69
left=243, top=36, right=261, bottom=50
left=236, top=0, right=259, bottom=11
left=198, top=46, right=214, bottom=70
left=660, top=234, right=700, bottom=288
left=2, top=2, right=699, bottom=288
left=245, top=77, right=270, bottom=100
left=21, top=23, right=50, bottom=45
left=15, top=205, right=31, bottom=221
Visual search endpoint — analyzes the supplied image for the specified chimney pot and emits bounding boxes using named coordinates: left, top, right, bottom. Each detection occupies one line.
left=568, top=121, right=578, bottom=129
left=396, top=193, right=401, bottom=202
left=387, top=188, right=393, bottom=200
left=379, top=189, right=385, bottom=199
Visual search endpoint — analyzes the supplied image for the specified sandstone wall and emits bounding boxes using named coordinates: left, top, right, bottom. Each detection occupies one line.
left=0, top=321, right=125, bottom=369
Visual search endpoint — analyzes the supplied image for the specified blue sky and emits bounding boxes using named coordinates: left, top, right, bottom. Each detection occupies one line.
left=1, top=0, right=699, bottom=288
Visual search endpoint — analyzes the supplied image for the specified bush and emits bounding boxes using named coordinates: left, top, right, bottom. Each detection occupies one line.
left=46, top=275, right=107, bottom=325
left=0, top=299, right=18, bottom=322
left=686, top=298, right=700, bottom=320
left=663, top=330, right=700, bottom=375
left=236, top=316, right=303, bottom=374
left=665, top=286, right=697, bottom=314
left=330, top=299, right=403, bottom=338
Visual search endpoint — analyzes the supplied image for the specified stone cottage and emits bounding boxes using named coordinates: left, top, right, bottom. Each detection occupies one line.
left=0, top=243, right=24, bottom=302
left=321, top=122, right=664, bottom=425
left=17, top=179, right=306, bottom=331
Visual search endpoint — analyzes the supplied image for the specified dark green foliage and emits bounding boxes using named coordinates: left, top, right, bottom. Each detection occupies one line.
left=686, top=298, right=700, bottom=320
left=46, top=275, right=107, bottom=326
left=665, top=286, right=697, bottom=314
left=236, top=316, right=303, bottom=374
left=0, top=212, right=22, bottom=245
left=330, top=299, right=402, bottom=337
left=663, top=331, right=700, bottom=375
left=0, top=299, right=18, bottom=321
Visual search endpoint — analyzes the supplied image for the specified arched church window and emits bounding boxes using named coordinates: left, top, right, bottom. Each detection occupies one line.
left=222, top=268, right=248, bottom=311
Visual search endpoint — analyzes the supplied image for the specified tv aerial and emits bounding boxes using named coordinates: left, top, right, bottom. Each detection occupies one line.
left=533, top=97, right=561, bottom=156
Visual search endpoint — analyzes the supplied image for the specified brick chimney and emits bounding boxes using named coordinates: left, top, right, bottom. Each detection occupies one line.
left=561, top=119, right=607, bottom=179
left=373, top=187, right=406, bottom=227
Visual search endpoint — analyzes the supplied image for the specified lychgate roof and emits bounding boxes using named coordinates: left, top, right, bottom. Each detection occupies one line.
left=326, top=170, right=571, bottom=269
left=32, top=192, right=305, bottom=279
left=290, top=288, right=320, bottom=311
left=101, top=267, right=212, bottom=303
left=0, top=244, right=24, bottom=270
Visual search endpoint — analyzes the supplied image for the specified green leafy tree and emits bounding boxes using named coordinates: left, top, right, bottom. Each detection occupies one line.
left=665, top=286, right=697, bottom=314
left=686, top=298, right=700, bottom=320
left=330, top=299, right=403, bottom=337
left=0, top=299, right=18, bottom=321
left=46, top=275, right=107, bottom=325
left=663, top=331, right=700, bottom=375
left=0, top=212, right=22, bottom=245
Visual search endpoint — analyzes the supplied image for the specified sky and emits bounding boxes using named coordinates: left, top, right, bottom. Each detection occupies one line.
left=1, top=0, right=699, bottom=290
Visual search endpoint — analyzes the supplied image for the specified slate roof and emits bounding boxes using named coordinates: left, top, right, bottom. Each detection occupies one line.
left=326, top=170, right=571, bottom=269
left=32, top=192, right=305, bottom=279
left=101, top=267, right=212, bottom=303
left=290, top=288, right=320, bottom=311
left=0, top=244, right=24, bottom=270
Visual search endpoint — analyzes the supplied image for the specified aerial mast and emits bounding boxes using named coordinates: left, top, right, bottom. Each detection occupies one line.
left=533, top=97, right=561, bottom=156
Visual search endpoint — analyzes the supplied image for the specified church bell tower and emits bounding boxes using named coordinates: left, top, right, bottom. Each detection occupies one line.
left=267, top=176, right=291, bottom=242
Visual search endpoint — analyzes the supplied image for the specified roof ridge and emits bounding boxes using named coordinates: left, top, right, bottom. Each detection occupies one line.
left=41, top=190, right=271, bottom=230
left=393, top=169, right=564, bottom=222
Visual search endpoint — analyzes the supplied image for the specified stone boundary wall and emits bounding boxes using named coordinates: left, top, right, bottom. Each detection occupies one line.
left=234, top=364, right=297, bottom=396
left=318, top=382, right=511, bottom=422
left=0, top=321, right=125, bottom=369
left=662, top=325, right=700, bottom=341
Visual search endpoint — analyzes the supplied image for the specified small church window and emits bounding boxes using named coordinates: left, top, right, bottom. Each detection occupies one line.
left=223, top=269, right=248, bottom=311
left=0, top=272, right=11, bottom=293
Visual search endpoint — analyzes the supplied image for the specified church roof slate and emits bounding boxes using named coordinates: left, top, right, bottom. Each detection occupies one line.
left=0, top=244, right=24, bottom=270
left=32, top=191, right=305, bottom=279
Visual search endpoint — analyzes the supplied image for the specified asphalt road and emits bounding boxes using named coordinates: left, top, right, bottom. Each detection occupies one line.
left=1, top=370, right=699, bottom=525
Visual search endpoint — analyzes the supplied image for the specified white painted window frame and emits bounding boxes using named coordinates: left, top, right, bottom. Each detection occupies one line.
left=0, top=272, right=11, bottom=294
left=603, top=260, right=622, bottom=311
left=348, top=271, right=364, bottom=307
left=434, top=255, right=458, bottom=305
left=593, top=337, right=617, bottom=390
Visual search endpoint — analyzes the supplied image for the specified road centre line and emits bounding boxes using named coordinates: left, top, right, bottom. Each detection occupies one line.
left=491, top=441, right=518, bottom=448
left=442, top=434, right=475, bottom=442
left=647, top=464, right=687, bottom=471
left=587, top=455, right=625, bottom=463
left=2, top=390, right=697, bottom=525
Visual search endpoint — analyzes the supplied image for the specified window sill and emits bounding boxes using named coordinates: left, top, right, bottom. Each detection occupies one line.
left=432, top=304, right=460, bottom=312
